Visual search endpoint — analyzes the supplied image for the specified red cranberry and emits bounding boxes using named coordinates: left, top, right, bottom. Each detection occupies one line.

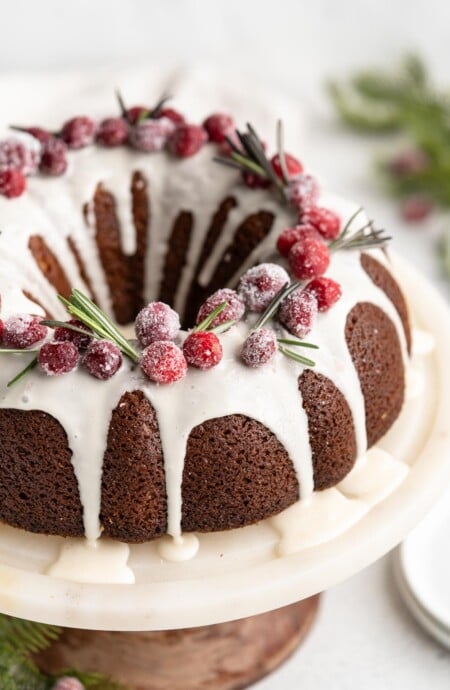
left=203, top=113, right=235, bottom=143
left=38, top=341, right=79, bottom=376
left=279, top=290, right=318, bottom=338
left=21, top=127, right=53, bottom=144
left=168, top=124, right=207, bottom=158
left=219, top=131, right=241, bottom=156
left=126, top=106, right=149, bottom=124
left=83, top=340, right=122, bottom=380
left=306, top=277, right=342, bottom=312
left=196, top=289, right=245, bottom=329
left=0, top=317, right=4, bottom=342
left=400, top=195, right=433, bottom=223
left=241, top=328, right=277, bottom=368
left=96, top=117, right=129, bottom=147
left=183, top=331, right=223, bottom=370
left=271, top=153, right=303, bottom=180
left=39, top=138, right=68, bottom=176
left=129, top=117, right=176, bottom=153
left=276, top=224, right=320, bottom=258
left=54, top=319, right=92, bottom=350
left=242, top=171, right=271, bottom=189
left=135, top=302, right=180, bottom=347
left=288, top=236, right=330, bottom=280
left=52, top=676, right=85, bottom=690
left=157, top=108, right=185, bottom=125
left=3, top=314, right=47, bottom=348
left=302, top=206, right=341, bottom=240
left=0, top=137, right=40, bottom=176
left=0, top=169, right=26, bottom=198
left=60, top=116, right=97, bottom=149
left=238, top=263, right=290, bottom=312
left=140, top=340, right=187, bottom=384
left=389, top=149, right=429, bottom=177
left=286, top=173, right=320, bottom=211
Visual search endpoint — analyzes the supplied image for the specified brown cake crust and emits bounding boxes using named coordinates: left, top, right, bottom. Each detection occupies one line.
left=181, top=414, right=299, bottom=533
left=100, top=391, right=167, bottom=542
left=361, top=253, right=411, bottom=353
left=158, top=211, right=193, bottom=306
left=299, top=370, right=357, bottom=490
left=345, top=302, right=405, bottom=447
left=0, top=409, right=83, bottom=536
left=28, top=235, right=72, bottom=299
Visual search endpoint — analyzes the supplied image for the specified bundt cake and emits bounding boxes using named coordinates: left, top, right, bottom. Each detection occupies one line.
left=0, top=99, right=411, bottom=553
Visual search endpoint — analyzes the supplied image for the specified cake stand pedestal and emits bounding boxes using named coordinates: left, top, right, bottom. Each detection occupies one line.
left=36, top=596, right=320, bottom=690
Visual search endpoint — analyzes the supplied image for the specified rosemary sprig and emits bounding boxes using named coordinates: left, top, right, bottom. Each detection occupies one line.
left=253, top=280, right=300, bottom=330
left=277, top=338, right=319, bottom=349
left=40, top=320, right=97, bottom=338
left=7, top=356, right=38, bottom=388
left=278, top=345, right=316, bottom=367
left=330, top=220, right=391, bottom=252
left=116, top=90, right=171, bottom=123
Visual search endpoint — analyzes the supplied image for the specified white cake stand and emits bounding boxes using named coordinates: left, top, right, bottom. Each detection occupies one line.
left=0, top=254, right=449, bottom=637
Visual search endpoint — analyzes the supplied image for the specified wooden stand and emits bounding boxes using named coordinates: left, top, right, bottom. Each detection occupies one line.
left=37, top=595, right=320, bottom=690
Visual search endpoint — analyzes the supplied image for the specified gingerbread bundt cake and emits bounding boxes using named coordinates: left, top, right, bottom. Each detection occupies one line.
left=0, top=101, right=410, bottom=550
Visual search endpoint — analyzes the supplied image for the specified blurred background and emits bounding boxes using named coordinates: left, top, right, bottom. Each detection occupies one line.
left=1, top=0, right=449, bottom=687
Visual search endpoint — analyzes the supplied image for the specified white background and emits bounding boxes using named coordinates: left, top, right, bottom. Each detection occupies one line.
left=1, top=1, right=450, bottom=687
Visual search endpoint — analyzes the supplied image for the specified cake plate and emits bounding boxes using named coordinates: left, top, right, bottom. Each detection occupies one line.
left=1, top=255, right=450, bottom=690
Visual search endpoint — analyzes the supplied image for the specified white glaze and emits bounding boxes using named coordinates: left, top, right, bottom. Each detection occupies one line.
left=0, top=128, right=413, bottom=568
left=46, top=538, right=134, bottom=584
left=156, top=534, right=200, bottom=562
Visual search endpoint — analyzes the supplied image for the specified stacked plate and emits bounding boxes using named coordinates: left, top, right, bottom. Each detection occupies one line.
left=394, top=485, right=450, bottom=648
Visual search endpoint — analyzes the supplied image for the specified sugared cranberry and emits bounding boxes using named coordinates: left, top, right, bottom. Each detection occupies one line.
left=129, top=117, right=176, bottom=153
left=96, top=117, right=129, bottom=147
left=288, top=236, right=330, bottom=280
left=126, top=106, right=149, bottom=124
left=54, top=319, right=92, bottom=350
left=135, top=302, right=180, bottom=347
left=242, top=171, right=271, bottom=189
left=168, top=124, right=207, bottom=158
left=0, top=137, right=40, bottom=176
left=0, top=169, right=26, bottom=198
left=39, top=138, right=68, bottom=176
left=238, top=263, right=290, bottom=312
left=271, top=153, right=303, bottom=180
left=183, top=331, right=223, bottom=370
left=400, top=195, right=433, bottom=223
left=38, top=341, right=79, bottom=376
left=52, top=676, right=85, bottom=690
left=306, top=277, right=342, bottom=312
left=286, top=173, right=320, bottom=211
left=83, top=340, right=122, bottom=380
left=0, top=317, right=4, bottom=342
left=276, top=224, right=320, bottom=258
left=241, top=328, right=277, bottom=368
left=140, top=340, right=187, bottom=384
left=3, top=314, right=47, bottom=348
left=279, top=290, right=318, bottom=338
left=196, top=289, right=245, bottom=329
left=21, top=127, right=53, bottom=144
left=389, top=149, right=429, bottom=178
left=302, top=206, right=341, bottom=240
left=60, top=116, right=97, bottom=149
left=203, top=113, right=234, bottom=143
left=157, top=108, right=185, bottom=125
left=219, top=131, right=241, bottom=156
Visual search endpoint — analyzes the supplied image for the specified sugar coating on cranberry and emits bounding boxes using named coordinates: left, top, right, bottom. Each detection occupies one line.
left=279, top=290, right=318, bottom=338
left=61, top=116, right=97, bottom=149
left=183, top=331, right=223, bottom=370
left=54, top=319, right=93, bottom=350
left=271, top=153, right=303, bottom=180
left=0, top=169, right=26, bottom=198
left=0, top=136, right=41, bottom=176
left=241, top=328, right=277, bottom=368
left=288, top=236, right=330, bottom=280
left=141, top=340, right=187, bottom=384
left=38, top=341, right=79, bottom=376
left=129, top=117, right=176, bottom=153
left=276, top=224, right=320, bottom=258
left=96, top=117, right=129, bottom=147
left=52, top=676, right=85, bottom=690
left=302, top=206, right=341, bottom=240
left=135, top=302, right=180, bottom=347
left=157, top=107, right=185, bottom=124
left=169, top=124, right=207, bottom=158
left=83, top=340, right=122, bottom=380
left=286, top=173, right=320, bottom=211
left=203, top=113, right=235, bottom=143
left=306, top=277, right=342, bottom=312
left=0, top=317, right=4, bottom=343
left=238, top=263, right=290, bottom=312
left=3, top=314, right=47, bottom=348
left=196, top=289, right=245, bottom=329
left=39, top=138, right=68, bottom=176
